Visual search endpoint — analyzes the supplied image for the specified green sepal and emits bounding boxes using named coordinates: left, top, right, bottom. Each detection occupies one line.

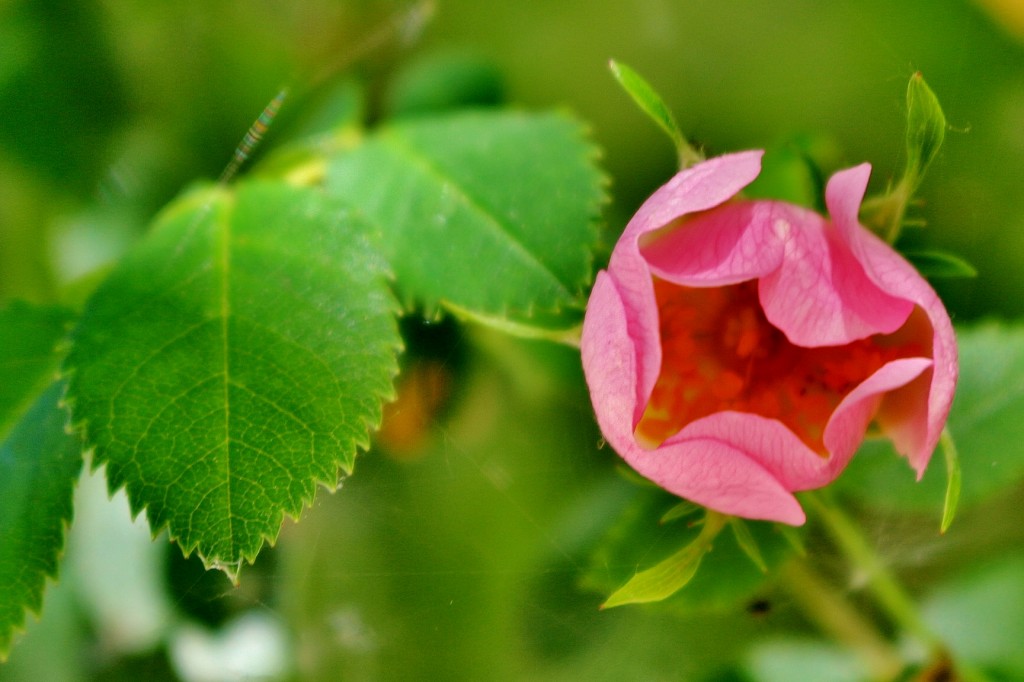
left=660, top=500, right=703, bottom=524
left=860, top=73, right=948, bottom=243
left=904, top=249, right=978, bottom=279
left=940, top=429, right=962, bottom=534
left=904, top=72, right=946, bottom=192
left=601, top=512, right=727, bottom=608
left=729, top=517, right=768, bottom=573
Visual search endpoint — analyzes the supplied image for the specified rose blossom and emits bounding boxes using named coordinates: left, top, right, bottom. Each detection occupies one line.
left=581, top=150, right=957, bottom=524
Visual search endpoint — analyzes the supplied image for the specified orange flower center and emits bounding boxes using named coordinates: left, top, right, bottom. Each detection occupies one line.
left=635, top=278, right=923, bottom=454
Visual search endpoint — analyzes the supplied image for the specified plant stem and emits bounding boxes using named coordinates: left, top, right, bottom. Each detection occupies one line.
left=805, top=490, right=939, bottom=649
left=779, top=558, right=905, bottom=681
left=804, top=490, right=994, bottom=682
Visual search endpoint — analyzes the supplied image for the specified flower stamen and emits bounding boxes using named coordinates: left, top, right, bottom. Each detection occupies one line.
left=635, top=278, right=921, bottom=453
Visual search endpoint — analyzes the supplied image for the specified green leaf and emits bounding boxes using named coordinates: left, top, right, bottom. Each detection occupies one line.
left=601, top=515, right=722, bottom=609
left=0, top=302, right=81, bottom=660
left=840, top=322, right=1024, bottom=512
left=583, top=485, right=796, bottom=612
left=904, top=249, right=978, bottom=279
left=64, top=180, right=400, bottom=581
left=940, top=429, right=961, bottom=534
left=325, top=110, right=605, bottom=332
left=904, top=72, right=946, bottom=190
left=0, top=302, right=72, bottom=434
left=608, top=60, right=701, bottom=169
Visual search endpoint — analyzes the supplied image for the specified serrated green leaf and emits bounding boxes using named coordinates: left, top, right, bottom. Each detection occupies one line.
left=0, top=303, right=81, bottom=660
left=325, top=110, right=605, bottom=332
left=64, top=180, right=400, bottom=581
left=904, top=72, right=946, bottom=189
left=904, top=249, right=978, bottom=279
left=608, top=60, right=701, bottom=169
left=0, top=302, right=71, bottom=433
left=840, top=322, right=1024, bottom=511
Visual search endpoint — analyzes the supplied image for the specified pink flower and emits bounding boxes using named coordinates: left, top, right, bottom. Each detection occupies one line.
left=581, top=151, right=957, bottom=524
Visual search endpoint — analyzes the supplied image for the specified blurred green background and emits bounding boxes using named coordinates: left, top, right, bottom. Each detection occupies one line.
left=3, top=1, right=1024, bottom=680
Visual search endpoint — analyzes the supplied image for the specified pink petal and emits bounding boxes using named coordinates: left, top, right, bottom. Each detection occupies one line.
left=600, top=150, right=765, bottom=428
left=621, top=424, right=807, bottom=524
left=823, top=357, right=934, bottom=479
left=583, top=277, right=809, bottom=524
left=580, top=271, right=641, bottom=453
left=756, top=203, right=913, bottom=347
left=615, top=150, right=767, bottom=251
left=826, top=166, right=958, bottom=473
left=667, top=411, right=827, bottom=492
left=641, top=201, right=786, bottom=285
left=581, top=153, right=958, bottom=525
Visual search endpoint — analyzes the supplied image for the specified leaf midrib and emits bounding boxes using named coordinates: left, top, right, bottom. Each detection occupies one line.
left=217, top=193, right=234, bottom=554
left=381, top=129, right=575, bottom=301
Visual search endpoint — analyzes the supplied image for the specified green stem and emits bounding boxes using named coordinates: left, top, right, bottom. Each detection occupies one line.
left=780, top=558, right=904, bottom=681
left=859, top=177, right=912, bottom=245
left=805, top=490, right=939, bottom=649
left=805, top=491, right=994, bottom=682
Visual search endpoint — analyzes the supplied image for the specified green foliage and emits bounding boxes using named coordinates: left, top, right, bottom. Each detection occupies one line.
left=729, top=518, right=768, bottom=573
left=903, top=250, right=978, bottom=279
left=385, top=51, right=505, bottom=118
left=903, top=72, right=946, bottom=193
left=0, top=302, right=72, bottom=433
left=64, top=181, right=401, bottom=580
left=940, top=429, right=962, bottom=534
left=922, top=553, right=1024, bottom=676
left=601, top=512, right=726, bottom=608
left=861, top=72, right=947, bottom=243
left=0, top=3, right=1016, bottom=675
left=608, top=60, right=701, bottom=169
left=0, top=303, right=80, bottom=659
left=326, top=110, right=605, bottom=330
left=0, top=88, right=610, bottom=661
left=742, top=139, right=830, bottom=211
left=583, top=486, right=796, bottom=612
left=840, top=322, right=1024, bottom=512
